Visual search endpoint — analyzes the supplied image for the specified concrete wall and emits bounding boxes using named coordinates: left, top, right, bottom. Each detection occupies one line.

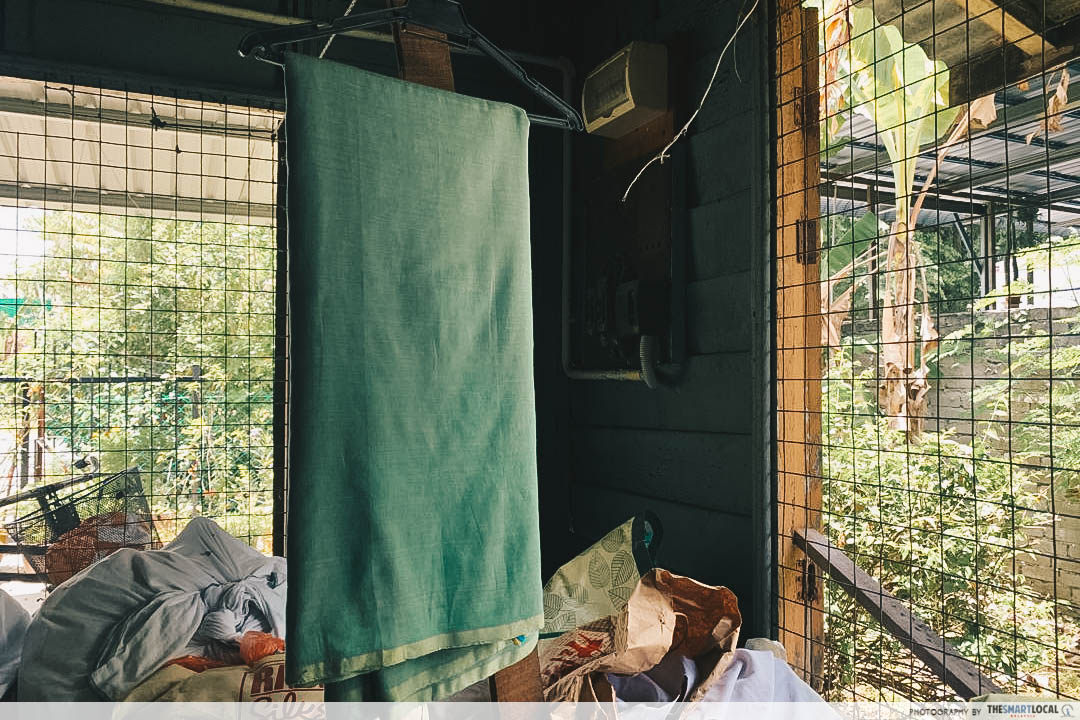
left=848, top=307, right=1080, bottom=601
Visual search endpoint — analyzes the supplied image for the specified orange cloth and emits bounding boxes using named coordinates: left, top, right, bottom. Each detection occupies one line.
left=163, top=655, right=230, bottom=673
left=162, top=631, right=284, bottom=675
left=239, top=631, right=286, bottom=665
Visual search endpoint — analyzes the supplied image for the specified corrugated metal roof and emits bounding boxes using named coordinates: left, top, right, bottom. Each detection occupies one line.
left=823, top=57, right=1080, bottom=231
left=0, top=76, right=280, bottom=224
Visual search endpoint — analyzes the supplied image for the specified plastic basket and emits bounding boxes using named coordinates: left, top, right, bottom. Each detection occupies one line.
left=3, top=467, right=155, bottom=579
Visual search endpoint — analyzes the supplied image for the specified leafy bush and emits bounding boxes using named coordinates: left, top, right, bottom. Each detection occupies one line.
left=0, top=209, right=276, bottom=548
left=821, top=344, right=1080, bottom=699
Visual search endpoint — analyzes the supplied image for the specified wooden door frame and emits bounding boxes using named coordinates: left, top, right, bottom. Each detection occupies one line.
left=773, top=0, right=824, bottom=687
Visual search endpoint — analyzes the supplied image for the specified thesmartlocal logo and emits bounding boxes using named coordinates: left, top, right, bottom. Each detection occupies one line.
left=980, top=702, right=1076, bottom=718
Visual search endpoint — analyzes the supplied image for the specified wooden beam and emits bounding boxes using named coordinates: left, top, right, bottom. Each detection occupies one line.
left=945, top=0, right=1051, bottom=57
left=794, top=527, right=1003, bottom=700
left=0, top=544, right=46, bottom=556
left=775, top=0, right=824, bottom=689
left=851, top=0, right=1080, bottom=106
left=852, top=0, right=1060, bottom=74
left=389, top=0, right=455, bottom=92
left=951, top=35, right=1080, bottom=106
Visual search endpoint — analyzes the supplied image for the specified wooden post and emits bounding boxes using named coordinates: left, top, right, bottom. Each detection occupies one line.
left=489, top=647, right=543, bottom=701
left=775, top=0, right=824, bottom=688
left=18, top=383, right=30, bottom=488
left=34, top=383, right=45, bottom=485
left=388, top=0, right=455, bottom=92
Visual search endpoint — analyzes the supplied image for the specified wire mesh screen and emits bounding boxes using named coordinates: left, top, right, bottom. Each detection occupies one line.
left=775, top=0, right=1080, bottom=701
left=4, top=468, right=153, bottom=575
left=0, top=73, right=283, bottom=584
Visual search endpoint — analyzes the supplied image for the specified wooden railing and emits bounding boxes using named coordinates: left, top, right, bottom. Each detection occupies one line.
left=0, top=544, right=46, bottom=582
left=793, top=527, right=1002, bottom=699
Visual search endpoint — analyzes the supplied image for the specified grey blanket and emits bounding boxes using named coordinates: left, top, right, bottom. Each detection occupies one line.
left=18, top=517, right=285, bottom=700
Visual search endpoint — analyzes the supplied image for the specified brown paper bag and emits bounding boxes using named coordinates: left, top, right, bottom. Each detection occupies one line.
left=540, top=568, right=741, bottom=703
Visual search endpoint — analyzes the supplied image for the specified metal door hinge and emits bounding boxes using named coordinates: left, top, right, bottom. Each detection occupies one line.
left=797, top=557, right=820, bottom=602
left=792, top=86, right=804, bottom=130
left=796, top=217, right=818, bottom=265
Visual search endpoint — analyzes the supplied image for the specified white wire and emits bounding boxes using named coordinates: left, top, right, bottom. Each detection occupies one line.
left=319, top=0, right=362, bottom=59
left=733, top=33, right=743, bottom=84
left=622, top=0, right=761, bottom=202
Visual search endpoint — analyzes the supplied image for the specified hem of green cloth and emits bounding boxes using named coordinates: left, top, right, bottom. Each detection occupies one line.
left=291, top=614, right=544, bottom=687
left=394, top=633, right=538, bottom=701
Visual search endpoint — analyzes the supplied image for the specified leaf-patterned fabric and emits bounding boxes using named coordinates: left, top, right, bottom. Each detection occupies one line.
left=540, top=514, right=661, bottom=637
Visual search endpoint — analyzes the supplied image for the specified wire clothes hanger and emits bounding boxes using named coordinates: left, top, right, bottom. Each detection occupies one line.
left=237, top=0, right=584, bottom=131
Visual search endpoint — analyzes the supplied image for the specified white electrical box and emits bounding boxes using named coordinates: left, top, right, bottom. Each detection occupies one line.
left=581, top=41, right=667, bottom=138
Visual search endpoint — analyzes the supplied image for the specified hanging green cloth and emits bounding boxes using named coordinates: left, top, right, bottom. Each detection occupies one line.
left=283, top=52, right=542, bottom=701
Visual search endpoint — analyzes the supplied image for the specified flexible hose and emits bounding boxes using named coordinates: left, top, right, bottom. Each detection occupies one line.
left=639, top=335, right=659, bottom=390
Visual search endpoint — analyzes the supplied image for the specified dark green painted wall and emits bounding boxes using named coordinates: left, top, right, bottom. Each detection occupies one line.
left=561, top=0, right=772, bottom=638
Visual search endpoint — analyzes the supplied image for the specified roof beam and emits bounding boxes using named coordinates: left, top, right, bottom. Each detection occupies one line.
left=828, top=78, right=1080, bottom=180
left=937, top=139, right=1080, bottom=192
left=949, top=0, right=1051, bottom=57
left=0, top=181, right=276, bottom=221
left=822, top=175, right=1080, bottom=217
left=1045, top=183, right=1080, bottom=204
left=0, top=97, right=277, bottom=137
left=822, top=180, right=988, bottom=216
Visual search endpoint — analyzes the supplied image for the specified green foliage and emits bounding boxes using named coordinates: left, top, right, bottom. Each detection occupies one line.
left=920, top=223, right=980, bottom=315
left=822, top=217, right=975, bottom=319
left=0, top=209, right=277, bottom=548
left=822, top=345, right=1078, bottom=697
left=821, top=212, right=885, bottom=281
left=822, top=344, right=1080, bottom=699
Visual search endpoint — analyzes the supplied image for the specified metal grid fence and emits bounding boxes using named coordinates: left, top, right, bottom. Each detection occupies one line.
left=776, top=0, right=1080, bottom=701
left=0, top=72, right=283, bottom=578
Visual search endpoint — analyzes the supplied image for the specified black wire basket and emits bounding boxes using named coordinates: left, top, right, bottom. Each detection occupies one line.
left=1, top=467, right=156, bottom=580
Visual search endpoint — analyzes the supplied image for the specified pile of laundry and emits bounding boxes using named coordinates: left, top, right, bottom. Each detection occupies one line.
left=533, top=515, right=822, bottom=706
left=1, top=510, right=824, bottom=705
left=8, top=517, right=315, bottom=702
left=0, top=588, right=29, bottom=700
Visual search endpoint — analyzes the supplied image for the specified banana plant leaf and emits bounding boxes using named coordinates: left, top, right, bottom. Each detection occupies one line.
left=822, top=212, right=885, bottom=281
left=847, top=6, right=959, bottom=206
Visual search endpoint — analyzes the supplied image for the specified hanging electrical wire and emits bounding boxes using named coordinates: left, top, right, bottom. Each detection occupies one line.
left=319, top=0, right=362, bottom=58
left=622, top=0, right=761, bottom=202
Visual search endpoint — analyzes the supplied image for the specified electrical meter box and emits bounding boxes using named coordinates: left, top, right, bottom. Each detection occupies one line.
left=582, top=41, right=668, bottom=138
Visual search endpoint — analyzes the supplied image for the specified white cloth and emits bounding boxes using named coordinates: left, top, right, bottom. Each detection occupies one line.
left=18, top=518, right=286, bottom=700
left=0, top=588, right=30, bottom=697
left=702, top=649, right=822, bottom=703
